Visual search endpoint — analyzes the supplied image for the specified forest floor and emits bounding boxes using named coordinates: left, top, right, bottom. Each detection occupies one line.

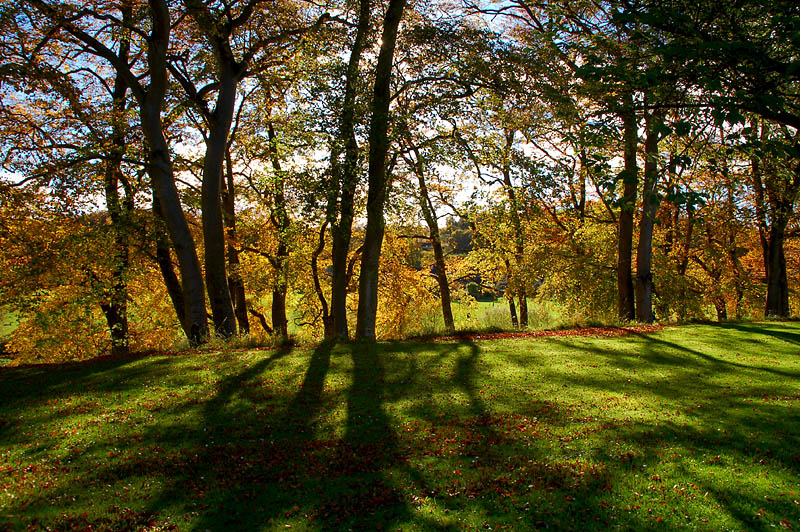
left=1, top=322, right=799, bottom=531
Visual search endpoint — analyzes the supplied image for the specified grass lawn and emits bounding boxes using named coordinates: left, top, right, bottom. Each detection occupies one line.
left=1, top=322, right=799, bottom=531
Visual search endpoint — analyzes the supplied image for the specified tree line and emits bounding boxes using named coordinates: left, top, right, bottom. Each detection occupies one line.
left=1, top=0, right=798, bottom=360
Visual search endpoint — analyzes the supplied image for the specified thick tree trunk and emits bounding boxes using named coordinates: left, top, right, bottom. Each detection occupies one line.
left=137, top=0, right=208, bottom=344
left=141, top=111, right=207, bottom=340
left=201, top=63, right=238, bottom=337
left=355, top=0, right=407, bottom=339
left=765, top=221, right=790, bottom=317
left=411, top=148, right=455, bottom=334
left=222, top=149, right=250, bottom=334
left=635, top=110, right=663, bottom=323
left=617, top=95, right=638, bottom=321
left=330, top=0, right=372, bottom=340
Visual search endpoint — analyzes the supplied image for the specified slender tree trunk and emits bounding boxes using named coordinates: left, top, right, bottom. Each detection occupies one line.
left=222, top=148, right=250, bottom=334
left=617, top=94, right=638, bottom=321
left=311, top=221, right=334, bottom=338
left=266, top=121, right=290, bottom=338
left=102, top=29, right=132, bottom=354
left=411, top=148, right=455, bottom=334
left=330, top=0, right=372, bottom=340
left=355, top=0, right=407, bottom=339
left=508, top=296, right=519, bottom=329
left=501, top=130, right=528, bottom=327
left=152, top=194, right=187, bottom=333
left=635, top=109, right=663, bottom=323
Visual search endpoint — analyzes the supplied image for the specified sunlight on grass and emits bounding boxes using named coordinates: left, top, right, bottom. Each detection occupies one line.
left=0, top=323, right=798, bottom=530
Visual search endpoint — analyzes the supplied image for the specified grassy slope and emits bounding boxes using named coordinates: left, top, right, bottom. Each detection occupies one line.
left=0, top=323, right=798, bottom=531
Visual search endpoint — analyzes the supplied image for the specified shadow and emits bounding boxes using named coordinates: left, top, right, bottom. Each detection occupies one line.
left=3, top=325, right=799, bottom=531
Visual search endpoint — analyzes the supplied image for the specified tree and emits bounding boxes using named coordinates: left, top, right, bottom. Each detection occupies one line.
left=355, top=0, right=408, bottom=339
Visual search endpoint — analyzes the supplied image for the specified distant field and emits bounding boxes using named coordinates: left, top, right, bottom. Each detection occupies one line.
left=1, top=322, right=798, bottom=530
left=0, top=310, right=17, bottom=338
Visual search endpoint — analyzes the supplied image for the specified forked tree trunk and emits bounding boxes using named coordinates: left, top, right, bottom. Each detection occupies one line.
left=330, top=0, right=372, bottom=341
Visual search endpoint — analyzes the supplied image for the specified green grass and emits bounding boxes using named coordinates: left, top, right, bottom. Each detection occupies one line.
left=0, top=310, right=17, bottom=339
left=1, top=322, right=799, bottom=531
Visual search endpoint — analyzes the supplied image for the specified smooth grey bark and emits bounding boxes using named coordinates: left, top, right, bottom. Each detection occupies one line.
left=140, top=0, right=208, bottom=344
left=32, top=0, right=209, bottom=345
left=355, top=0, right=407, bottom=339
left=330, top=0, right=372, bottom=340
left=617, top=93, right=638, bottom=322
left=634, top=109, right=663, bottom=323
left=182, top=0, right=240, bottom=337
left=200, top=62, right=238, bottom=337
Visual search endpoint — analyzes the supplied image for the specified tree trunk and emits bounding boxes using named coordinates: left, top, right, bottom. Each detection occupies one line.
left=508, top=296, right=519, bottom=329
left=635, top=109, right=663, bottom=323
left=153, top=193, right=187, bottom=333
left=266, top=121, right=290, bottom=338
left=765, top=221, right=790, bottom=317
left=139, top=0, right=208, bottom=344
left=103, top=30, right=132, bottom=354
left=201, top=60, right=238, bottom=337
left=330, top=0, right=372, bottom=340
left=411, top=147, right=455, bottom=334
left=617, top=94, right=638, bottom=321
left=501, top=130, right=528, bottom=327
left=222, top=148, right=250, bottom=334
left=355, top=0, right=407, bottom=339
left=713, top=296, right=728, bottom=321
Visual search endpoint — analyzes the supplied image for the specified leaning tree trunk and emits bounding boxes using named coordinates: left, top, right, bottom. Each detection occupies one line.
left=330, top=0, right=372, bottom=340
left=222, top=148, right=250, bottom=334
left=617, top=94, right=638, bottom=322
left=355, top=0, right=407, bottom=339
left=635, top=109, right=663, bottom=323
left=139, top=0, right=208, bottom=344
left=152, top=193, right=187, bottom=333
left=141, top=93, right=207, bottom=345
left=412, top=147, right=455, bottom=334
